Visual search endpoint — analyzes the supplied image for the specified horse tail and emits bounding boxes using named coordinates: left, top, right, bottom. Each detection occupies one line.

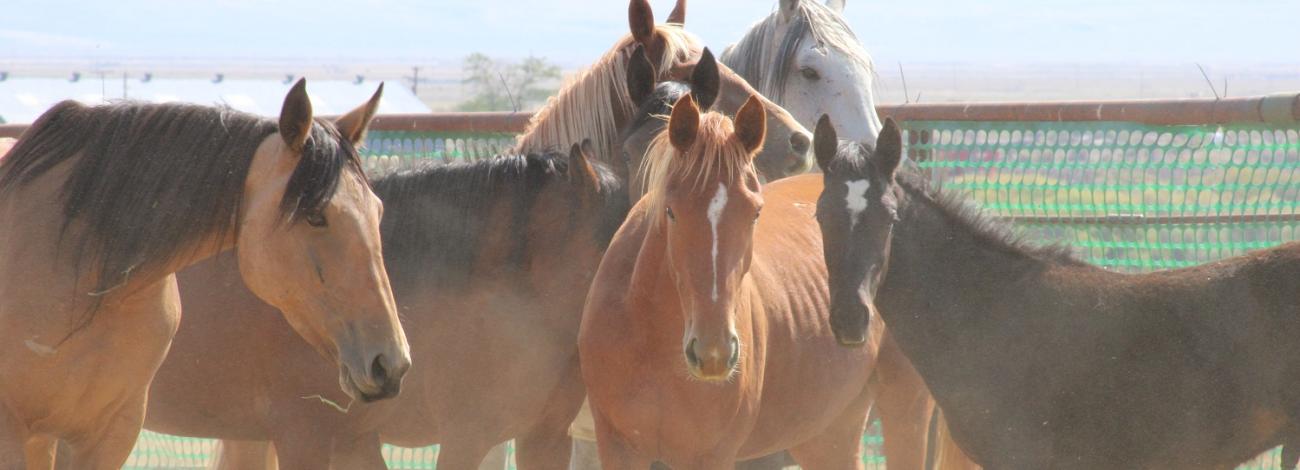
left=932, top=410, right=982, bottom=470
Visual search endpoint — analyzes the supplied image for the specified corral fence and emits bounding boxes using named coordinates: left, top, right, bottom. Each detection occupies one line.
left=3, top=92, right=1298, bottom=469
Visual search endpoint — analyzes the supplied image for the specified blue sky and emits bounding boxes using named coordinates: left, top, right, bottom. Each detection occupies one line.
left=2, top=0, right=1297, bottom=66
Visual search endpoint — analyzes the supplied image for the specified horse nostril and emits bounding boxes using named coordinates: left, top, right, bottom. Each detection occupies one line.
left=684, top=338, right=700, bottom=367
left=789, top=132, right=811, bottom=155
left=728, top=336, right=740, bottom=367
left=370, top=354, right=389, bottom=385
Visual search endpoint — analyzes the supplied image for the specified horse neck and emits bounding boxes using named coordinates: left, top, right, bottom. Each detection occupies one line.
left=878, top=191, right=1062, bottom=346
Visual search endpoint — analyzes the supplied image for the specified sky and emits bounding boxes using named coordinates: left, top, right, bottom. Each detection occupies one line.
left=2, top=0, right=1298, bottom=67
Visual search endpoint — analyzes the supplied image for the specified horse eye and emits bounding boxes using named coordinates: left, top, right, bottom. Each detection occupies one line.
left=800, top=67, right=821, bottom=81
left=304, top=212, right=328, bottom=228
left=666, top=206, right=676, bottom=221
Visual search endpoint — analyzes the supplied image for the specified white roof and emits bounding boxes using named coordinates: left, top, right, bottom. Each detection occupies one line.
left=0, top=78, right=429, bottom=124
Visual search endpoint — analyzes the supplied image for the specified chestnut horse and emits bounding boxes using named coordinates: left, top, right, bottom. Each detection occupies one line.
left=581, top=92, right=887, bottom=469
left=814, top=115, right=1300, bottom=469
left=0, top=80, right=409, bottom=469
left=146, top=1, right=817, bottom=468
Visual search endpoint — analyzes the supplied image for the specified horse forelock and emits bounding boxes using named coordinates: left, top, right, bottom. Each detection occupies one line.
left=641, top=112, right=752, bottom=230
left=725, top=1, right=875, bottom=102
left=515, top=24, right=699, bottom=164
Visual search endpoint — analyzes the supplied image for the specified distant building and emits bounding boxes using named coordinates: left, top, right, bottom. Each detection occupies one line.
left=0, top=77, right=429, bottom=124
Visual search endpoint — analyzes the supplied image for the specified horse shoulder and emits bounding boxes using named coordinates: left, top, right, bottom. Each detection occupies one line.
left=580, top=202, right=654, bottom=342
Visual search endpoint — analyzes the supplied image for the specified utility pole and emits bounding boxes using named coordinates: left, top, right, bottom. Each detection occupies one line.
left=122, top=72, right=128, bottom=99
left=411, top=66, right=420, bottom=95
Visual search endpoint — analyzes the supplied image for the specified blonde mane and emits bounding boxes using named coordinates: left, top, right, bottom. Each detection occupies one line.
left=640, top=111, right=753, bottom=229
left=514, top=24, right=699, bottom=161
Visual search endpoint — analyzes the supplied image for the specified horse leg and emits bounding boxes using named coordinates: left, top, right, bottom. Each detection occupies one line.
left=872, top=332, right=935, bottom=470
left=330, top=433, right=386, bottom=470
left=270, top=429, right=332, bottom=470
left=517, top=361, right=587, bottom=470
left=787, top=389, right=872, bottom=470
left=64, top=394, right=147, bottom=470
left=211, top=440, right=278, bottom=470
left=479, top=442, right=511, bottom=470
left=435, top=439, right=500, bottom=470
left=590, top=408, right=652, bottom=470
left=0, top=404, right=27, bottom=469
left=23, top=435, right=56, bottom=470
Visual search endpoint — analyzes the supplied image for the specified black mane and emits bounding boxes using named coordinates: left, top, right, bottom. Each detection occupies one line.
left=893, top=164, right=1083, bottom=265
left=0, top=100, right=364, bottom=303
left=372, top=152, right=625, bottom=291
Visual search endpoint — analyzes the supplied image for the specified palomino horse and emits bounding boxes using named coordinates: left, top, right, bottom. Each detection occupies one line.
left=813, top=115, right=1300, bottom=469
left=0, top=80, right=409, bottom=469
left=152, top=1, right=816, bottom=468
left=581, top=92, right=886, bottom=469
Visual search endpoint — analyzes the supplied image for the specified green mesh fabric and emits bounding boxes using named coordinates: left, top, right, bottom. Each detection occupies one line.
left=904, top=121, right=1300, bottom=272
left=127, top=120, right=1300, bottom=469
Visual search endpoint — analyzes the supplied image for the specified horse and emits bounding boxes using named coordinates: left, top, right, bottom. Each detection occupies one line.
left=580, top=90, right=890, bottom=469
left=0, top=79, right=409, bottom=469
left=149, top=1, right=817, bottom=468
left=514, top=0, right=814, bottom=180
left=723, top=0, right=882, bottom=146
left=146, top=145, right=626, bottom=470
left=812, top=114, right=1300, bottom=469
left=723, top=3, right=964, bottom=468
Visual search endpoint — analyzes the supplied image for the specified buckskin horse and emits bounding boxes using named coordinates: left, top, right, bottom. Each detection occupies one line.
left=813, top=114, right=1300, bottom=469
left=0, top=80, right=409, bottom=469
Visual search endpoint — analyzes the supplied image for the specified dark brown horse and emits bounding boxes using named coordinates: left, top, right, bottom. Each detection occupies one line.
left=814, top=115, right=1300, bottom=469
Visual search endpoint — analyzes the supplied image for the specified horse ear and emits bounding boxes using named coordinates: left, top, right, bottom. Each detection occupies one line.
left=734, top=95, right=766, bottom=155
left=569, top=140, right=600, bottom=191
left=874, top=117, right=903, bottom=179
left=814, top=114, right=838, bottom=172
left=690, top=48, right=719, bottom=111
left=668, top=94, right=700, bottom=152
left=279, top=78, right=313, bottom=152
left=667, top=0, right=686, bottom=24
left=825, top=0, right=845, bottom=12
left=779, top=0, right=801, bottom=22
left=335, top=82, right=383, bottom=144
left=627, top=45, right=656, bottom=106
left=629, top=0, right=656, bottom=47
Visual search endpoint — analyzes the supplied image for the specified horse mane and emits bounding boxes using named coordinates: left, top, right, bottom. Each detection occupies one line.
left=619, top=81, right=689, bottom=142
left=640, top=111, right=753, bottom=229
left=515, top=24, right=698, bottom=163
left=891, top=163, right=1084, bottom=265
left=372, top=152, right=625, bottom=291
left=0, top=100, right=364, bottom=300
left=723, top=0, right=875, bottom=101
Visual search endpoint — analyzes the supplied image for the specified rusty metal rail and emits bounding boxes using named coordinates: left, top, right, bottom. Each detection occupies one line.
left=2, top=92, right=1296, bottom=139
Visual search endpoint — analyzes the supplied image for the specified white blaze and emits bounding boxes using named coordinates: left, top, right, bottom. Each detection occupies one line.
left=707, top=183, right=728, bottom=302
left=845, top=179, right=871, bottom=231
